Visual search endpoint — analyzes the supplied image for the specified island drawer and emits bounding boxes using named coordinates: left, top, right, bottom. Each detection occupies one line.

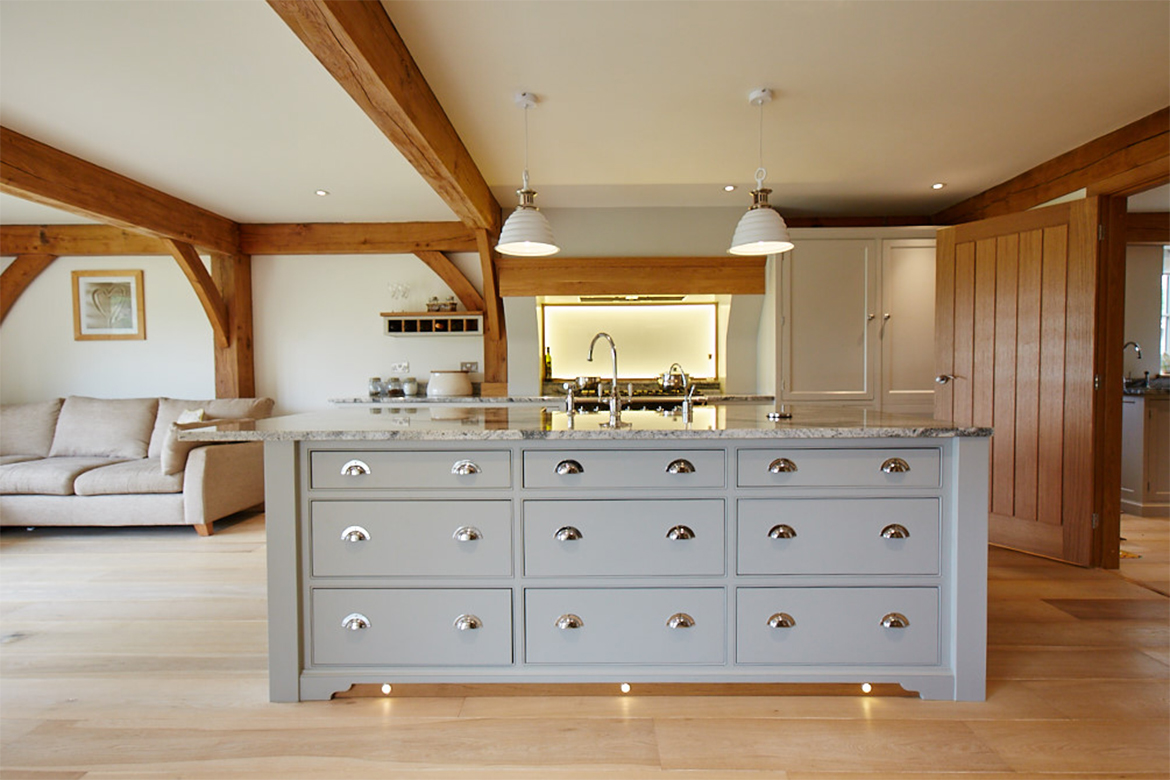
left=525, top=587, right=725, bottom=665
left=310, top=449, right=512, bottom=490
left=736, top=587, right=939, bottom=665
left=523, top=449, right=725, bottom=489
left=737, top=498, right=940, bottom=575
left=737, top=447, right=940, bottom=488
left=311, top=588, right=512, bottom=666
left=310, top=500, right=512, bottom=577
left=523, top=500, right=724, bottom=577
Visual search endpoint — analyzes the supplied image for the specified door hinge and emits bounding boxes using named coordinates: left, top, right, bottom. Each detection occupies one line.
left=1091, top=513, right=1099, bottom=529
left=1094, top=375, right=1101, bottom=390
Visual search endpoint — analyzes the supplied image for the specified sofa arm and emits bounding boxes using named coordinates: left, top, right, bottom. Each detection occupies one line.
left=183, top=441, right=265, bottom=531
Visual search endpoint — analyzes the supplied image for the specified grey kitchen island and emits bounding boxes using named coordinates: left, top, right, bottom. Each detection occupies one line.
left=186, top=404, right=992, bottom=702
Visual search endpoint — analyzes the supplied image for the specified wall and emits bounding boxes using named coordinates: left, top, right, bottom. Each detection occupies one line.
left=0, top=254, right=214, bottom=403
left=1124, top=244, right=1165, bottom=378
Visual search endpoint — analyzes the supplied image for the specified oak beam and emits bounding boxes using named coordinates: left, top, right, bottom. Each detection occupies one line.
left=785, top=216, right=935, bottom=228
left=934, top=108, right=1170, bottom=225
left=0, top=225, right=169, bottom=256
left=268, top=0, right=500, bottom=233
left=475, top=229, right=507, bottom=392
left=0, top=253, right=56, bottom=323
left=1126, top=212, right=1170, bottom=244
left=240, top=222, right=477, bottom=255
left=0, top=127, right=239, bottom=255
left=496, top=256, right=767, bottom=297
left=212, top=253, right=256, bottom=398
left=414, top=251, right=485, bottom=312
left=163, top=239, right=230, bottom=349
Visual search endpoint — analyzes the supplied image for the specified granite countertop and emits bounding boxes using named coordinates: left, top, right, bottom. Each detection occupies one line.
left=180, top=403, right=992, bottom=442
left=330, top=394, right=774, bottom=405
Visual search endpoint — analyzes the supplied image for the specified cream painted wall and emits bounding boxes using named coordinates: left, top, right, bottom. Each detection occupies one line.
left=0, top=254, right=215, bottom=403
left=1124, top=244, right=1165, bottom=378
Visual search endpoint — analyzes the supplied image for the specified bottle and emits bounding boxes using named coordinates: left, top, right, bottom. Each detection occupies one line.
left=544, top=347, right=553, bottom=380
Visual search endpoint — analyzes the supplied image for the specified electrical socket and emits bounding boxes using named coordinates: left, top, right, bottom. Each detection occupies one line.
left=460, top=361, right=479, bottom=372
left=389, top=362, right=409, bottom=373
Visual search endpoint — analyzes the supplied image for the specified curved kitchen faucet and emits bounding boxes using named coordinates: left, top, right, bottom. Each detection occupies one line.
left=587, top=332, right=629, bottom=428
left=1123, top=341, right=1143, bottom=359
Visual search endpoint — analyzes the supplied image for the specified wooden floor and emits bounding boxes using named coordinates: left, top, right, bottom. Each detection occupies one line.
left=1, top=513, right=1166, bottom=779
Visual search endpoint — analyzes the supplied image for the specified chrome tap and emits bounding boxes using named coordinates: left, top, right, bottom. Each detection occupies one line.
left=587, top=332, right=628, bottom=428
left=1123, top=341, right=1143, bottom=359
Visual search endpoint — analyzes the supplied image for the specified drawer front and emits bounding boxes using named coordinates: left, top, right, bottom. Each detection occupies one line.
left=525, top=588, right=725, bottom=665
left=310, top=450, right=512, bottom=490
left=737, top=498, right=940, bottom=575
left=311, top=501, right=513, bottom=577
left=737, top=447, right=940, bottom=488
left=523, top=449, right=725, bottom=489
left=524, top=500, right=725, bottom=577
left=311, top=589, right=512, bottom=666
left=736, top=587, right=939, bottom=665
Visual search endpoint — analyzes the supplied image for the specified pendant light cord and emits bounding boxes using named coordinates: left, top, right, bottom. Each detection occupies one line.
left=755, top=97, right=766, bottom=189
left=522, top=103, right=531, bottom=190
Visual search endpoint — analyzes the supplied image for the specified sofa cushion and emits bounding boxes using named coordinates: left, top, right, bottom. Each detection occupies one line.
left=0, top=399, right=63, bottom=457
left=49, top=397, right=159, bottom=460
left=148, top=397, right=274, bottom=457
left=0, top=455, right=42, bottom=466
left=0, top=457, right=124, bottom=495
left=74, top=458, right=183, bottom=496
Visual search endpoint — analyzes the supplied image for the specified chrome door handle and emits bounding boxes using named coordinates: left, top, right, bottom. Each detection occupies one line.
left=881, top=523, right=910, bottom=539
left=881, top=457, right=911, bottom=474
left=666, top=612, right=695, bottom=629
left=767, top=612, right=796, bottom=629
left=451, top=459, right=481, bottom=476
left=452, top=526, right=482, bottom=542
left=881, top=612, right=910, bottom=629
left=556, top=614, right=584, bottom=629
left=767, top=457, right=798, bottom=474
left=768, top=523, right=797, bottom=539
left=554, top=526, right=583, bottom=541
left=341, top=612, right=371, bottom=631
left=340, top=459, right=371, bottom=476
left=934, top=374, right=956, bottom=385
left=555, top=459, right=584, bottom=475
left=453, top=614, right=482, bottom=631
left=340, top=525, right=370, bottom=542
left=666, top=525, right=695, bottom=540
left=665, top=458, right=696, bottom=474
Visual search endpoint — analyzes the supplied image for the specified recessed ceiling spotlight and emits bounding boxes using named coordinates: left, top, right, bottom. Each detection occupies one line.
left=315, top=189, right=330, bottom=197
left=931, top=182, right=946, bottom=190
left=724, top=185, right=736, bottom=192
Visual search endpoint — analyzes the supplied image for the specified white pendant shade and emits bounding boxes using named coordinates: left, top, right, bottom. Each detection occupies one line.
left=728, top=205, right=793, bottom=255
left=496, top=205, right=559, bottom=256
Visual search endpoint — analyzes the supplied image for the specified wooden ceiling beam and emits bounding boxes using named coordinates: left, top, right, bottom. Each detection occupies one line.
left=1, top=225, right=169, bottom=256
left=497, top=257, right=767, bottom=297
left=414, top=251, right=485, bottom=312
left=163, top=239, right=230, bottom=349
left=268, top=0, right=500, bottom=233
left=0, top=127, right=239, bottom=255
left=239, top=222, right=478, bottom=255
left=0, top=253, right=56, bottom=323
left=934, top=107, right=1169, bottom=225
left=1126, top=211, right=1170, bottom=244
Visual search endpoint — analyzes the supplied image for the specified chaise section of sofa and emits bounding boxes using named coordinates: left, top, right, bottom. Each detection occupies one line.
left=0, top=395, right=274, bottom=536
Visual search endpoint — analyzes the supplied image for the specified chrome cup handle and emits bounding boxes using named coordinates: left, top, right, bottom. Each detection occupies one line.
left=451, top=459, right=481, bottom=476
left=452, top=526, right=483, bottom=542
left=768, top=523, right=797, bottom=539
left=880, top=523, right=910, bottom=539
left=767, top=457, right=798, bottom=474
left=666, top=524, right=696, bottom=540
left=340, top=459, right=371, bottom=477
left=554, top=526, right=583, bottom=542
left=453, top=614, right=482, bottom=631
left=665, top=458, right=696, bottom=474
left=881, top=612, right=910, bottom=629
left=556, top=614, right=584, bottom=630
left=767, top=612, right=796, bottom=629
left=666, top=612, right=695, bottom=629
left=555, top=459, right=585, bottom=475
left=340, top=525, right=370, bottom=542
left=881, top=457, right=911, bottom=474
left=341, top=613, right=371, bottom=631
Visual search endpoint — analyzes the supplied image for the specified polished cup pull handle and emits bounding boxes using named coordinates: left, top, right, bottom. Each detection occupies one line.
left=340, top=525, right=370, bottom=543
left=453, top=526, right=482, bottom=542
left=555, top=459, right=584, bottom=475
left=340, top=459, right=371, bottom=477
left=768, top=523, right=797, bottom=539
left=554, top=526, right=583, bottom=542
left=556, top=614, right=584, bottom=630
left=881, top=457, right=911, bottom=474
left=881, top=612, right=910, bottom=629
left=341, top=612, right=371, bottom=631
left=666, top=524, right=696, bottom=541
left=666, top=612, right=695, bottom=629
left=665, top=458, right=696, bottom=474
left=881, top=523, right=910, bottom=539
left=453, top=614, right=482, bottom=631
left=767, top=612, right=796, bottom=629
left=451, top=459, right=481, bottom=476
left=768, top=457, right=798, bottom=474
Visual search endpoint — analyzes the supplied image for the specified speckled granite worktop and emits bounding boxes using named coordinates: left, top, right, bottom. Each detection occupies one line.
left=181, top=403, right=992, bottom=441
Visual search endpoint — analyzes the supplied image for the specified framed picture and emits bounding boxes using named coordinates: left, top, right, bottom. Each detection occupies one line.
left=72, top=270, right=146, bottom=340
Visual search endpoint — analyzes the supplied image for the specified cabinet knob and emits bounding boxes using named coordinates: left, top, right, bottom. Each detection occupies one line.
left=665, top=458, right=696, bottom=474
left=666, top=612, right=695, bottom=629
left=451, top=459, right=481, bottom=476
left=767, top=457, right=798, bottom=474
left=340, top=459, right=371, bottom=477
left=452, top=526, right=482, bottom=542
left=880, top=457, right=911, bottom=474
left=453, top=614, right=482, bottom=631
left=554, top=526, right=583, bottom=542
left=555, top=459, right=585, bottom=475
left=881, top=612, right=910, bottom=629
left=768, top=523, right=797, bottom=539
left=666, top=524, right=696, bottom=540
left=340, top=525, right=370, bottom=543
left=341, top=612, right=371, bottom=631
left=556, top=613, right=584, bottom=630
left=880, top=523, right=910, bottom=539
left=767, top=612, right=796, bottom=629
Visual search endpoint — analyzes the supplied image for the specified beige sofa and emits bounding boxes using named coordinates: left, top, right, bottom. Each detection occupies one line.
left=0, top=395, right=274, bottom=536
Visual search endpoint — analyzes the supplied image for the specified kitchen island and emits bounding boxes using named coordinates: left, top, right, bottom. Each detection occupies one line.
left=186, top=405, right=991, bottom=702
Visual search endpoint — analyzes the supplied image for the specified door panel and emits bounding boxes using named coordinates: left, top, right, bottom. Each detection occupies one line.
left=880, top=239, right=937, bottom=413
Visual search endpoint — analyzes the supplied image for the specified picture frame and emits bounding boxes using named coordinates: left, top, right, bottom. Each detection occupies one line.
left=72, top=270, right=146, bottom=341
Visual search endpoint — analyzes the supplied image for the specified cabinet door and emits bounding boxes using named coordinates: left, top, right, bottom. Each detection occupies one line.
left=881, top=239, right=936, bottom=414
left=780, top=239, right=877, bottom=404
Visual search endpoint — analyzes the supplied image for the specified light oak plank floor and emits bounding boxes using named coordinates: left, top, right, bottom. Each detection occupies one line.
left=1, top=512, right=1166, bottom=779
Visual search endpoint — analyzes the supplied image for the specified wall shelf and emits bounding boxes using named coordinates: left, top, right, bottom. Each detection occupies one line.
left=381, top=311, right=483, bottom=336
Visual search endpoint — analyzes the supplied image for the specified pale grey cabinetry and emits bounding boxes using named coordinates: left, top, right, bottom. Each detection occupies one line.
left=1121, top=395, right=1170, bottom=517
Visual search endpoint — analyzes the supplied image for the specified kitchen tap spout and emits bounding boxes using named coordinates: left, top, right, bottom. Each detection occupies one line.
left=1123, top=341, right=1143, bottom=359
left=587, top=332, right=619, bottom=401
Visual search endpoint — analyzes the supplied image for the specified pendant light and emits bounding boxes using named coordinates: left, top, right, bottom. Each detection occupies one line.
left=496, top=92, right=559, bottom=257
left=729, top=88, right=794, bottom=256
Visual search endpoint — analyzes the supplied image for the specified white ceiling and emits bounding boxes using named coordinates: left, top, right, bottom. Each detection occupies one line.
left=0, top=0, right=1167, bottom=227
